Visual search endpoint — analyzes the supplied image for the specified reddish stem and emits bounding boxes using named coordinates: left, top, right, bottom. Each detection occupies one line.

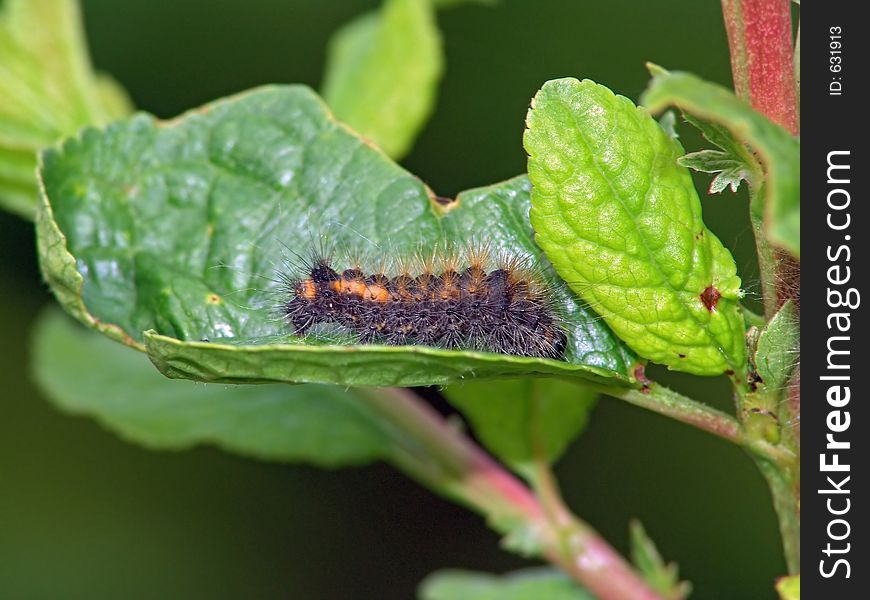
left=366, top=388, right=662, bottom=600
left=721, top=0, right=798, bottom=134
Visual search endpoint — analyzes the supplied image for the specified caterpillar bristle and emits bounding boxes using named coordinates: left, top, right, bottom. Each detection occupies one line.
left=464, top=240, right=491, bottom=271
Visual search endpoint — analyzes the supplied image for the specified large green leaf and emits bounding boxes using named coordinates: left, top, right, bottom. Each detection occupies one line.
left=524, top=78, right=745, bottom=376
left=31, top=308, right=389, bottom=467
left=37, top=86, right=638, bottom=388
left=444, top=379, right=596, bottom=476
left=419, top=568, right=595, bottom=600
left=0, top=0, right=132, bottom=218
left=642, top=67, right=800, bottom=258
left=321, top=0, right=442, bottom=159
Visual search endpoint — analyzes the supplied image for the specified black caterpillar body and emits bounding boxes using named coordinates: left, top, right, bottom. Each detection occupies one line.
left=283, top=249, right=567, bottom=359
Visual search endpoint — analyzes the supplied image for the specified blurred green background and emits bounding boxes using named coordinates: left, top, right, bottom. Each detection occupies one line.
left=0, top=0, right=781, bottom=598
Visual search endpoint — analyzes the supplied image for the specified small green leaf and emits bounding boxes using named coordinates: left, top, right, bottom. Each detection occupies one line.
left=755, top=300, right=799, bottom=392
left=37, top=86, right=637, bottom=389
left=678, top=149, right=752, bottom=194
left=775, top=574, right=800, bottom=600
left=629, top=520, right=691, bottom=600
left=321, top=0, right=443, bottom=159
left=444, top=379, right=596, bottom=475
left=0, top=0, right=132, bottom=218
left=419, top=568, right=595, bottom=600
left=30, top=308, right=390, bottom=467
left=681, top=112, right=759, bottom=174
left=642, top=67, right=800, bottom=258
left=524, top=78, right=745, bottom=376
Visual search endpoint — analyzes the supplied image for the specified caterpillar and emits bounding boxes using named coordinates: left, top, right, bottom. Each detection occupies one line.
left=282, top=243, right=567, bottom=359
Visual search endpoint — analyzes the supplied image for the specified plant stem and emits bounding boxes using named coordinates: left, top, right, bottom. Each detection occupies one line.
left=598, top=383, right=743, bottom=445
left=721, top=0, right=801, bottom=573
left=720, top=0, right=798, bottom=135
left=598, top=382, right=796, bottom=468
left=360, top=387, right=542, bottom=519
left=723, top=0, right=802, bottom=315
left=755, top=458, right=800, bottom=574
left=749, top=184, right=778, bottom=318
left=528, top=437, right=665, bottom=600
left=741, top=304, right=766, bottom=329
left=723, top=0, right=801, bottom=315
left=360, top=387, right=663, bottom=600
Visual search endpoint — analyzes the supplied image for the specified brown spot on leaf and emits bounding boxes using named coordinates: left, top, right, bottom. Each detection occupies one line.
left=700, top=286, right=721, bottom=311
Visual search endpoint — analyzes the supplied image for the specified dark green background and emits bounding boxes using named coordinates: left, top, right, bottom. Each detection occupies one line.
left=0, top=0, right=780, bottom=598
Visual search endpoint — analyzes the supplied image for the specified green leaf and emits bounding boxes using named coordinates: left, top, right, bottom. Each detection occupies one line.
left=37, top=86, right=638, bottom=389
left=321, top=0, right=443, bottom=159
left=524, top=78, right=746, bottom=376
left=642, top=66, right=800, bottom=258
left=444, top=379, right=596, bottom=475
left=419, top=568, right=595, bottom=600
left=629, top=520, right=691, bottom=600
left=754, top=300, right=799, bottom=392
left=30, top=308, right=390, bottom=467
left=680, top=111, right=759, bottom=172
left=775, top=574, right=800, bottom=600
left=0, top=0, right=132, bottom=219
left=678, top=149, right=752, bottom=194
left=29, top=309, right=562, bottom=559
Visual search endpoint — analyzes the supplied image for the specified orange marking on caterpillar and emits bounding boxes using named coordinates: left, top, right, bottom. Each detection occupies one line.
left=298, top=279, right=318, bottom=299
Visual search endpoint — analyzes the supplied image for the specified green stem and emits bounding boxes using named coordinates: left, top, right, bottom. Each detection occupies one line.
left=596, top=381, right=797, bottom=469
left=741, top=304, right=766, bottom=329
left=599, top=383, right=743, bottom=445
left=529, top=457, right=663, bottom=600
left=749, top=184, right=778, bottom=319
left=360, top=387, right=663, bottom=600
left=755, top=458, right=800, bottom=574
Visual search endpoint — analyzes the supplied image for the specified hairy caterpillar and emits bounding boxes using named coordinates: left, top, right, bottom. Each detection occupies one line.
left=281, top=243, right=567, bottom=359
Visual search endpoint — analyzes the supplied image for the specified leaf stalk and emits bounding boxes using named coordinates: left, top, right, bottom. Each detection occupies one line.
left=359, top=387, right=663, bottom=600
